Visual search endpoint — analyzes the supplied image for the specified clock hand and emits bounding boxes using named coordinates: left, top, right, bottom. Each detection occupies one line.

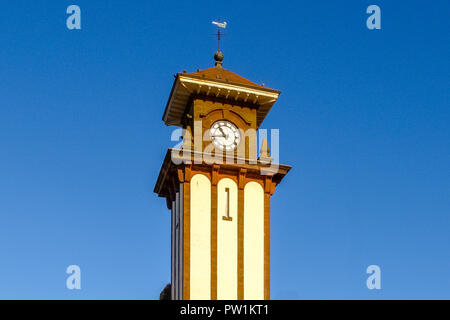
left=219, top=127, right=228, bottom=139
left=219, top=127, right=226, bottom=137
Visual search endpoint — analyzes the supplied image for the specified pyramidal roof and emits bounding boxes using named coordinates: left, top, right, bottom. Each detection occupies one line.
left=184, top=66, right=267, bottom=89
left=162, top=52, right=281, bottom=127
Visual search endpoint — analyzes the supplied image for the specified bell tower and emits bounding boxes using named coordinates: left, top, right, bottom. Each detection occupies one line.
left=154, top=51, right=290, bottom=300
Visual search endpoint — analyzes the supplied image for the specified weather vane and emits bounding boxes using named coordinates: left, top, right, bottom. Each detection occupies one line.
left=212, top=21, right=227, bottom=51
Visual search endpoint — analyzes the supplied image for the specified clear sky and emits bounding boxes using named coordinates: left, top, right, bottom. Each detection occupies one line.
left=0, top=0, right=448, bottom=299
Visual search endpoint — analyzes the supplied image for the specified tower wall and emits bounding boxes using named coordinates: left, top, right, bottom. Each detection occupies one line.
left=217, top=178, right=238, bottom=300
left=189, top=174, right=211, bottom=299
left=244, top=181, right=265, bottom=300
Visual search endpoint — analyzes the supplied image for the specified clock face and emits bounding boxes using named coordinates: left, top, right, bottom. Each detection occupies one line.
left=210, top=121, right=241, bottom=151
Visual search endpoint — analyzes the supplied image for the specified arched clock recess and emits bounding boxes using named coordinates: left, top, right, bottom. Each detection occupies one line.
left=200, top=106, right=254, bottom=158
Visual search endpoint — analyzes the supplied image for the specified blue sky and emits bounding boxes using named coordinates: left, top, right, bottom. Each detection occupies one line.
left=0, top=1, right=448, bottom=299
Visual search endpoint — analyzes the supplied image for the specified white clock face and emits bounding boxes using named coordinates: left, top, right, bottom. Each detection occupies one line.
left=210, top=121, right=241, bottom=151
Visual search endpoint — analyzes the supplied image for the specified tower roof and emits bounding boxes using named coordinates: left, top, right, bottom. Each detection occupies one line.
left=185, top=66, right=266, bottom=89
left=162, top=53, right=281, bottom=127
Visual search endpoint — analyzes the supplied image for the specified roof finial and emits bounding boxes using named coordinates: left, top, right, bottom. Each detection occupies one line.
left=214, top=50, right=224, bottom=67
left=212, top=21, right=227, bottom=68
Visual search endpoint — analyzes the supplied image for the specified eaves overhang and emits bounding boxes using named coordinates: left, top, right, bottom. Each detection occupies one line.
left=162, top=73, right=281, bottom=128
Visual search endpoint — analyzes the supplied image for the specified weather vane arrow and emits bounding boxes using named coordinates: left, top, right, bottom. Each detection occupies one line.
left=212, top=21, right=227, bottom=29
left=212, top=21, right=227, bottom=51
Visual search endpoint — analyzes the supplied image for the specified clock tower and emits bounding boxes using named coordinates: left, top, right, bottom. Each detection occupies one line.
left=154, top=50, right=290, bottom=300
